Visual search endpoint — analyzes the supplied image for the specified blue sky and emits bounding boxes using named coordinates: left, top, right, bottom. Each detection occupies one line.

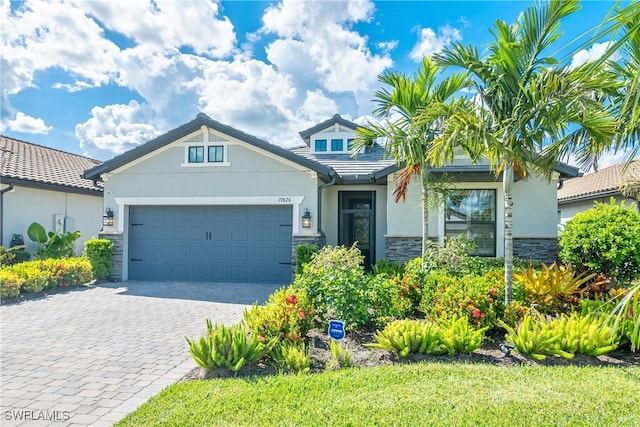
left=1, top=0, right=630, bottom=167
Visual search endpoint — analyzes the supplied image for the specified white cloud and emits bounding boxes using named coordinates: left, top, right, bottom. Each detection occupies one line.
left=570, top=42, right=619, bottom=69
left=1, top=0, right=121, bottom=97
left=75, top=101, right=160, bottom=159
left=4, top=0, right=397, bottom=156
left=261, top=0, right=392, bottom=111
left=82, top=0, right=236, bottom=58
left=409, top=25, right=461, bottom=61
left=6, top=112, right=52, bottom=134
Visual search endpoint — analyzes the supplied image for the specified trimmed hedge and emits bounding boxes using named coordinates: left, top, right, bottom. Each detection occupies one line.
left=84, top=238, right=114, bottom=279
left=1, top=257, right=93, bottom=299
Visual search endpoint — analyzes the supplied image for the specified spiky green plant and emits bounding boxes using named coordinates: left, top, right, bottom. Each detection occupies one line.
left=185, top=320, right=271, bottom=372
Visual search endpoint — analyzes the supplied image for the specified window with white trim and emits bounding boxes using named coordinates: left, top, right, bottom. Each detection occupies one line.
left=445, top=189, right=496, bottom=256
left=331, top=138, right=343, bottom=151
left=183, top=143, right=229, bottom=167
left=208, top=145, right=224, bottom=163
left=315, top=139, right=327, bottom=152
left=188, top=146, right=204, bottom=163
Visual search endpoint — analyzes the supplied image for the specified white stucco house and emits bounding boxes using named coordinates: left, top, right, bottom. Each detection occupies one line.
left=558, top=159, right=640, bottom=228
left=83, top=113, right=579, bottom=284
left=0, top=135, right=103, bottom=255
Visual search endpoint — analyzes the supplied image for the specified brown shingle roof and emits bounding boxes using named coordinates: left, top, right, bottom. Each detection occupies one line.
left=558, top=159, right=640, bottom=203
left=0, top=135, right=102, bottom=193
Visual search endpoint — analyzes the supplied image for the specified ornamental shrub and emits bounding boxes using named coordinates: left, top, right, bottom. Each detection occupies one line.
left=83, top=239, right=114, bottom=280
left=0, top=270, right=24, bottom=298
left=294, top=245, right=369, bottom=330
left=244, top=285, right=315, bottom=343
left=559, top=199, right=640, bottom=285
left=0, top=257, right=93, bottom=298
left=420, top=271, right=511, bottom=328
left=294, top=243, right=319, bottom=275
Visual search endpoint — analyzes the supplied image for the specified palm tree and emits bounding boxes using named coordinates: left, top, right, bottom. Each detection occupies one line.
left=426, top=0, right=619, bottom=304
left=354, top=57, right=471, bottom=254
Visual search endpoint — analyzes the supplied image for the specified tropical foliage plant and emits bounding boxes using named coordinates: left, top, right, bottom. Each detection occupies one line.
left=186, top=320, right=272, bottom=372
left=427, top=0, right=619, bottom=305
left=270, top=342, right=311, bottom=374
left=27, top=222, right=81, bottom=260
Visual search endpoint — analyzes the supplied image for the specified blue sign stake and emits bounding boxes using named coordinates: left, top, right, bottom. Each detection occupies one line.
left=328, top=320, right=345, bottom=341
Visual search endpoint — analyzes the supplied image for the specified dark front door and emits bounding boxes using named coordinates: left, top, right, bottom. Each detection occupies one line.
left=338, top=191, right=375, bottom=268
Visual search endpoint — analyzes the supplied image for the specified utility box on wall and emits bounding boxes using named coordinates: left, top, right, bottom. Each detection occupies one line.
left=54, top=214, right=65, bottom=234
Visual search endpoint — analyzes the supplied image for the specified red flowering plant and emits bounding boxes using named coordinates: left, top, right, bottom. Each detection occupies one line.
left=244, top=285, right=315, bottom=344
left=420, top=271, right=509, bottom=328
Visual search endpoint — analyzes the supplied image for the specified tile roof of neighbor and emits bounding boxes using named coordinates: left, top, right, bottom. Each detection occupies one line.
left=291, top=143, right=397, bottom=182
left=558, top=159, right=640, bottom=203
left=0, top=135, right=102, bottom=193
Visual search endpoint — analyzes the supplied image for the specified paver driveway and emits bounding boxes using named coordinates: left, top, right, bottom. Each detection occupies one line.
left=0, top=281, right=281, bottom=426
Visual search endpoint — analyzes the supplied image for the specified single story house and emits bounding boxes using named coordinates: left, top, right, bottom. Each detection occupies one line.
left=83, top=113, right=578, bottom=284
left=0, top=135, right=103, bottom=254
left=558, top=159, right=640, bottom=228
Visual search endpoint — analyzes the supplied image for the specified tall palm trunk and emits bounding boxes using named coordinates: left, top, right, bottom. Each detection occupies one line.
left=421, top=169, right=430, bottom=255
left=503, top=164, right=514, bottom=305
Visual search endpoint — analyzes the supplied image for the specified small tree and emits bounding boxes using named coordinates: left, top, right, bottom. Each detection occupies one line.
left=559, top=199, right=640, bottom=285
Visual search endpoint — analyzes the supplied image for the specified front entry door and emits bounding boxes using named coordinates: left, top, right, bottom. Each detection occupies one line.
left=339, top=191, right=375, bottom=268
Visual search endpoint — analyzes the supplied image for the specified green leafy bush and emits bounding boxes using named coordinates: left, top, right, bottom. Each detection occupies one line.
left=423, top=235, right=477, bottom=275
left=38, top=258, right=93, bottom=287
left=270, top=342, right=311, bottom=374
left=244, top=286, right=315, bottom=343
left=295, top=243, right=319, bottom=275
left=390, top=257, right=427, bottom=311
left=84, top=239, right=114, bottom=280
left=559, top=199, right=640, bottom=284
left=366, top=274, right=414, bottom=325
left=295, top=245, right=409, bottom=329
left=294, top=245, right=369, bottom=329
left=501, top=313, right=619, bottom=360
left=0, top=270, right=24, bottom=298
left=16, top=264, right=51, bottom=293
left=420, top=271, right=508, bottom=328
left=366, top=319, right=446, bottom=357
left=186, top=320, right=271, bottom=372
left=0, top=257, right=93, bottom=298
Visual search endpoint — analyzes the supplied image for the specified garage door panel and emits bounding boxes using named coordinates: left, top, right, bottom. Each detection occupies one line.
left=129, top=205, right=292, bottom=283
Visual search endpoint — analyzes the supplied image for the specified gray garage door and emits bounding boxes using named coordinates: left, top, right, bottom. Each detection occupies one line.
left=128, top=205, right=293, bottom=283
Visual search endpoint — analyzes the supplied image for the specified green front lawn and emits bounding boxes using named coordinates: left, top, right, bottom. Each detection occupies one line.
left=117, top=363, right=640, bottom=427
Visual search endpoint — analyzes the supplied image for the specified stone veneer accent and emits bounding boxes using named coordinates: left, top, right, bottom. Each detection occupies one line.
left=513, top=237, right=558, bottom=264
left=99, top=232, right=124, bottom=281
left=384, top=235, right=422, bottom=263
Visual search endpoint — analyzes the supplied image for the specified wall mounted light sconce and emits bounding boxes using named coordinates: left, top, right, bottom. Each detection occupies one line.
left=301, top=208, right=312, bottom=228
left=103, top=207, right=115, bottom=227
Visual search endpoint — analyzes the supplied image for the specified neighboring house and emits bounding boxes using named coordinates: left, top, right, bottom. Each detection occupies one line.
left=0, top=136, right=103, bottom=255
left=83, top=113, right=579, bottom=284
left=558, top=159, right=640, bottom=228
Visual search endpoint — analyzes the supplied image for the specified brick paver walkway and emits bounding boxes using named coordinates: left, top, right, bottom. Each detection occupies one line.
left=0, top=281, right=280, bottom=426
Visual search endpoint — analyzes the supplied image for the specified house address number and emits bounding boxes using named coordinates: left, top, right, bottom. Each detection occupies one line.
left=278, top=197, right=292, bottom=203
